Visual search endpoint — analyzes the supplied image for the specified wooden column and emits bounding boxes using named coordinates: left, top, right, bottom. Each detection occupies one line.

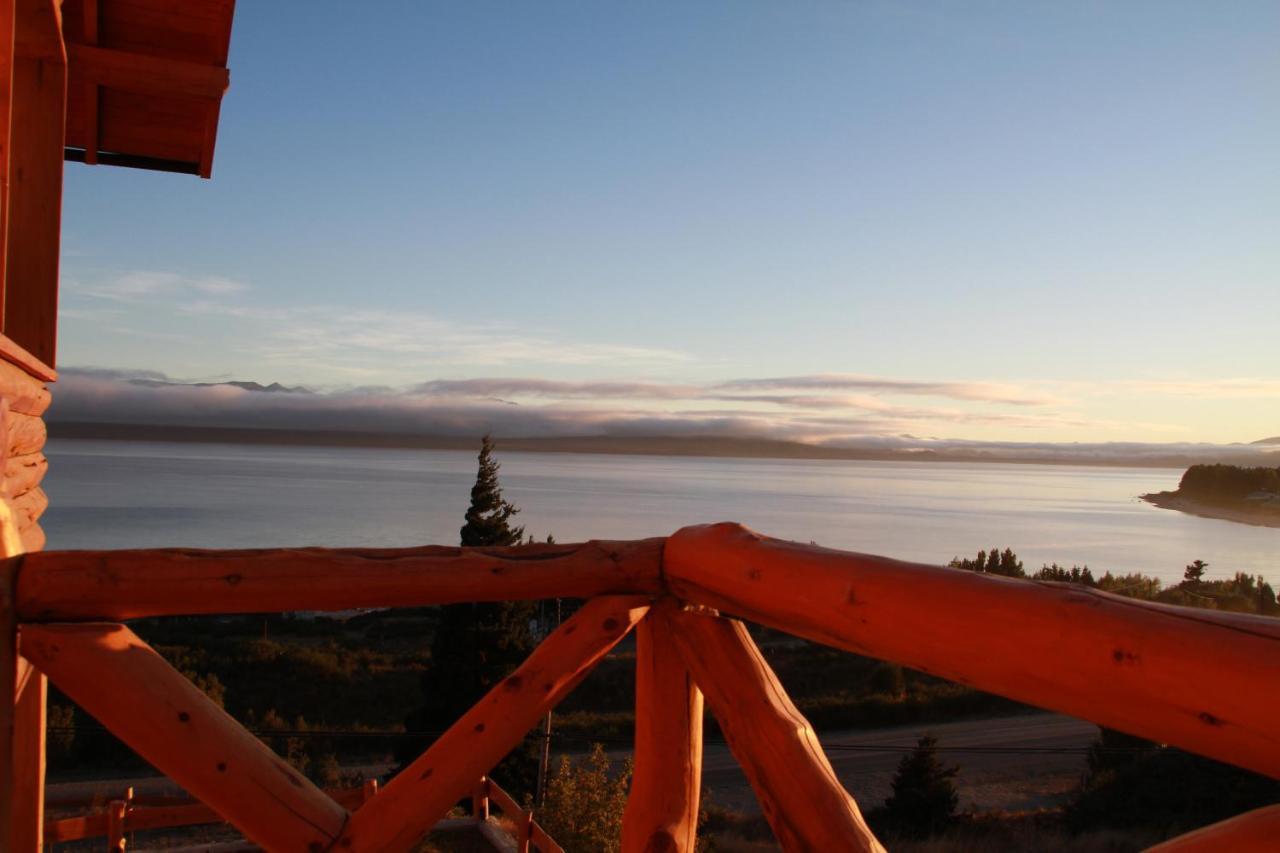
left=4, top=0, right=65, bottom=366
left=1, top=397, right=44, bottom=852
left=622, top=603, right=703, bottom=853
left=337, top=595, right=650, bottom=852
left=664, top=605, right=884, bottom=853
left=1, top=0, right=14, bottom=309
left=20, top=622, right=349, bottom=851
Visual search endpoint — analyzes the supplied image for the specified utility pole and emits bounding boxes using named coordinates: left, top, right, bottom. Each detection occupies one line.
left=535, top=597, right=562, bottom=807
left=1260, top=576, right=1267, bottom=616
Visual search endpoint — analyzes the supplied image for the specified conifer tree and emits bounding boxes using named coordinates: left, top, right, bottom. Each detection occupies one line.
left=399, top=436, right=539, bottom=792
left=883, top=734, right=959, bottom=837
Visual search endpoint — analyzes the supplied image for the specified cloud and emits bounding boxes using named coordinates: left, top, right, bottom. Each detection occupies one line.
left=78, top=271, right=250, bottom=302
left=714, top=374, right=1061, bottom=406
left=1114, top=379, right=1280, bottom=399
left=45, top=368, right=1228, bottom=461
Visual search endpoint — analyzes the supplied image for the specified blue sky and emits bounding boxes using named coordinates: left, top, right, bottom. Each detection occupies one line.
left=56, top=2, right=1280, bottom=445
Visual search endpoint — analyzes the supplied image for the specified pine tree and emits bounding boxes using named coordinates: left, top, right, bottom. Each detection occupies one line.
left=398, top=436, right=540, bottom=793
left=460, top=435, right=525, bottom=547
left=883, top=735, right=959, bottom=838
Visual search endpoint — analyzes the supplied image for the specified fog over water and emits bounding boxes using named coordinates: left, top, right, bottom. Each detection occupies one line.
left=41, top=439, right=1277, bottom=587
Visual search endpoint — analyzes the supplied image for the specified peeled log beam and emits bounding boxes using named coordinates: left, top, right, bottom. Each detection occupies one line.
left=5, top=413, right=45, bottom=457
left=337, top=596, right=650, bottom=851
left=665, top=523, right=1280, bottom=779
left=1146, top=804, right=1280, bottom=851
left=664, top=606, right=883, bottom=853
left=18, top=525, right=43, bottom=555
left=18, top=538, right=664, bottom=620
left=4, top=453, right=47, bottom=500
left=11, top=487, right=46, bottom=528
left=0, top=361, right=51, bottom=416
left=622, top=604, right=703, bottom=853
left=19, top=623, right=348, bottom=851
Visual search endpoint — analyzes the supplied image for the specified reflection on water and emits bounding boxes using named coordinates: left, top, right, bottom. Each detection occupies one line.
left=41, top=439, right=1277, bottom=586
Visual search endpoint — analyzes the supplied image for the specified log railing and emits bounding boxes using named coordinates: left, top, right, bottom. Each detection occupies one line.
left=4, top=523, right=1279, bottom=851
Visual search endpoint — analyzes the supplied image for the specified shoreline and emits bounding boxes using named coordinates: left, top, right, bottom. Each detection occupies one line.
left=1141, top=491, right=1280, bottom=529
left=44, top=421, right=1265, bottom=470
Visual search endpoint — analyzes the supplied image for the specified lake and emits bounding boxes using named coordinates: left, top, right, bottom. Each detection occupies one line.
left=40, top=439, right=1277, bottom=587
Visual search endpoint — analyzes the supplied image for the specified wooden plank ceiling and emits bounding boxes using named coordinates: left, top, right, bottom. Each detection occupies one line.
left=61, top=0, right=235, bottom=178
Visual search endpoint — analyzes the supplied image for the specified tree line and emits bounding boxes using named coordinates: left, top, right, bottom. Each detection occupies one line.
left=1177, top=463, right=1280, bottom=502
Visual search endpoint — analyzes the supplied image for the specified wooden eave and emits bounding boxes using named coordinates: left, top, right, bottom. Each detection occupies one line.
left=60, top=0, right=235, bottom=178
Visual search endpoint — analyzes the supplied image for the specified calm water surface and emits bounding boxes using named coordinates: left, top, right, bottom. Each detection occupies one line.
left=41, top=439, right=1278, bottom=586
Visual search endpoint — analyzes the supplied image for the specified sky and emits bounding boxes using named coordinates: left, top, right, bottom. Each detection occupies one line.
left=55, top=1, right=1280, bottom=447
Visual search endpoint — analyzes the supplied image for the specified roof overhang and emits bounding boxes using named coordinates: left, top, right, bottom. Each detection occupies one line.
left=60, top=0, right=235, bottom=178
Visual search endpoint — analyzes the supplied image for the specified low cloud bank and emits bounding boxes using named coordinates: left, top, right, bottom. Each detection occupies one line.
left=46, top=368, right=1273, bottom=463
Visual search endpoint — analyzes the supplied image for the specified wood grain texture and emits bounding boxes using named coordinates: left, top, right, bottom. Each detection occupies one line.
left=6, top=0, right=65, bottom=367
left=1, top=397, right=45, bottom=852
left=1145, top=803, right=1280, bottom=851
left=0, top=334, right=56, bottom=383
left=665, top=522, right=1280, bottom=780
left=5, top=411, right=45, bottom=456
left=622, top=603, right=703, bottom=853
left=337, top=595, right=650, bottom=852
left=0, top=358, right=51, bottom=415
left=19, top=622, right=349, bottom=851
left=664, top=606, right=883, bottom=853
left=11, top=485, right=45, bottom=527
left=18, top=537, right=664, bottom=620
left=3, top=452, right=46, bottom=500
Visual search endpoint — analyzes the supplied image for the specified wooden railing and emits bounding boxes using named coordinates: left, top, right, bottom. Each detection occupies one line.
left=44, top=776, right=558, bottom=852
left=4, top=524, right=1279, bottom=850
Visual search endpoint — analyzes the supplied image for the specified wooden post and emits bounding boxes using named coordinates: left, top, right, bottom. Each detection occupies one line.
left=621, top=604, right=703, bottom=853
left=5, top=0, right=66, bottom=366
left=664, top=522, right=1280, bottom=780
left=663, top=605, right=884, bottom=853
left=472, top=777, right=490, bottom=822
left=18, top=538, right=665, bottom=620
left=517, top=808, right=533, bottom=853
left=106, top=798, right=127, bottom=851
left=19, top=622, right=348, bottom=850
left=336, top=596, right=650, bottom=851
left=2, top=397, right=44, bottom=853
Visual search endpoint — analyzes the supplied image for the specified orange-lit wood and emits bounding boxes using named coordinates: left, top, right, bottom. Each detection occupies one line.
left=4, top=452, right=46, bottom=500
left=664, top=605, right=884, bottom=853
left=665, top=522, right=1280, bottom=780
left=11, top=485, right=44, bottom=528
left=1, top=0, right=13, bottom=319
left=68, top=43, right=228, bottom=99
left=2, top=402, right=44, bottom=853
left=18, top=537, right=664, bottom=620
left=0, top=334, right=56, bottom=382
left=622, top=603, right=703, bottom=853
left=19, top=622, right=349, bottom=850
left=5, top=410, right=44, bottom=456
left=17, top=522, right=41, bottom=552
left=0, top=557, right=17, bottom=838
left=337, top=596, right=650, bottom=851
left=10, top=656, right=44, bottom=852
left=0, top=359, right=51, bottom=415
left=5, top=0, right=65, bottom=367
left=1147, top=803, right=1280, bottom=851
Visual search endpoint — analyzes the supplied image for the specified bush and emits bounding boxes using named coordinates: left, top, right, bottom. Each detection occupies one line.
left=535, top=744, right=631, bottom=853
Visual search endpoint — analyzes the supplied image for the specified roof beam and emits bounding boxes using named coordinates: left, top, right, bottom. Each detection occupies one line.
left=67, top=43, right=228, bottom=100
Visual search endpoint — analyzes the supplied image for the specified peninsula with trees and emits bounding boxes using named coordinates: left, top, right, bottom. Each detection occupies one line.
left=1143, top=463, right=1280, bottom=528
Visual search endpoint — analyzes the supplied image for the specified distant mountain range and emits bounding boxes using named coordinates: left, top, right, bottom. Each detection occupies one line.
left=1254, top=436, right=1280, bottom=446
left=127, top=378, right=311, bottom=394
